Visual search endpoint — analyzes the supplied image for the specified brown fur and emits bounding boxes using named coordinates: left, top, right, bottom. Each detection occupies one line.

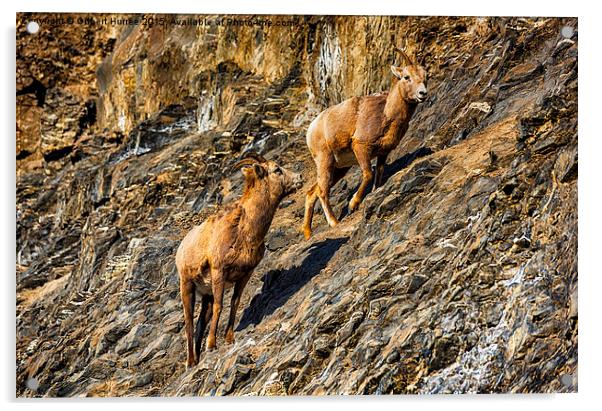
left=176, top=155, right=302, bottom=367
left=302, top=52, right=428, bottom=239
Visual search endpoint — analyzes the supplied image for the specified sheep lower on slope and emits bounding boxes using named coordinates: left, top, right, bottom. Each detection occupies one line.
left=176, top=153, right=303, bottom=367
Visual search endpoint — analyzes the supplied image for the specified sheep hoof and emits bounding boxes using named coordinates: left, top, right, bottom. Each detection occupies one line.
left=303, top=227, right=312, bottom=240
left=225, top=331, right=235, bottom=344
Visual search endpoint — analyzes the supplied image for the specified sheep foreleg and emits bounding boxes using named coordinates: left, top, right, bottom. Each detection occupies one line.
left=225, top=273, right=251, bottom=344
left=194, top=295, right=212, bottom=360
left=374, top=154, right=387, bottom=190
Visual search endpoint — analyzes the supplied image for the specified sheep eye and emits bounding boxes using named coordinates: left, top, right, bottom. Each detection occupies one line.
left=404, top=75, right=411, bottom=81
left=274, top=167, right=282, bottom=175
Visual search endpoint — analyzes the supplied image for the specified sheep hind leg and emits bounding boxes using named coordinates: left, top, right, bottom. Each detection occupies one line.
left=206, top=269, right=224, bottom=351
left=302, top=183, right=319, bottom=240
left=349, top=144, right=374, bottom=212
left=180, top=279, right=197, bottom=367
left=330, top=166, right=351, bottom=219
left=316, top=159, right=339, bottom=228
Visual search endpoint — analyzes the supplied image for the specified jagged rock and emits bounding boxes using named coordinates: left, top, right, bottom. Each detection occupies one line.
left=17, top=14, right=577, bottom=396
left=129, top=372, right=154, bottom=389
left=114, top=324, right=153, bottom=355
left=130, top=334, right=172, bottom=366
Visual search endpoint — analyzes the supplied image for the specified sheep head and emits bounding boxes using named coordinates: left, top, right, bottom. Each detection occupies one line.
left=390, top=47, right=428, bottom=103
left=233, top=152, right=303, bottom=198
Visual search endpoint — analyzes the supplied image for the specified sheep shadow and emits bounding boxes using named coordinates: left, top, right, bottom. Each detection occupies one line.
left=381, top=146, right=433, bottom=183
left=236, top=236, right=349, bottom=330
left=338, top=146, right=433, bottom=219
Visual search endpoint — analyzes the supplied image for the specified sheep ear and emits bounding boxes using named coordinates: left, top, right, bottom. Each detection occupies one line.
left=241, top=165, right=255, bottom=179
left=391, top=65, right=403, bottom=79
left=253, top=163, right=267, bottom=179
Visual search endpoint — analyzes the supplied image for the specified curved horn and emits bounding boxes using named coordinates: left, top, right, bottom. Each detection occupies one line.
left=232, top=157, right=259, bottom=171
left=394, top=47, right=413, bottom=66
left=231, top=152, right=268, bottom=173
left=243, top=152, right=267, bottom=163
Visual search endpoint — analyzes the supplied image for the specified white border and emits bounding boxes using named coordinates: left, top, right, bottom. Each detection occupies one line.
left=3, top=1, right=598, bottom=410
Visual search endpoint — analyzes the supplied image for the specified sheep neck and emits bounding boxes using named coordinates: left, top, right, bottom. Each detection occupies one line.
left=238, top=182, right=281, bottom=245
left=383, top=80, right=417, bottom=125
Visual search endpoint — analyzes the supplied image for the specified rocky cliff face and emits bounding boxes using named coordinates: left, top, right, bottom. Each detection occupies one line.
left=16, top=14, right=577, bottom=396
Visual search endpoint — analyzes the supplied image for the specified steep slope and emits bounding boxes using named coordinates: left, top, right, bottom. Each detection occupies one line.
left=16, top=14, right=577, bottom=396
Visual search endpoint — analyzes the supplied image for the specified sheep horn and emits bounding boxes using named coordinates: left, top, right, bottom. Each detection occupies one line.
left=232, top=157, right=259, bottom=171
left=394, top=47, right=413, bottom=66
left=231, top=152, right=268, bottom=172
left=243, top=152, right=267, bottom=163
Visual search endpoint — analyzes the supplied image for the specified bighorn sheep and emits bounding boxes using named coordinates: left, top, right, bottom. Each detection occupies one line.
left=302, top=49, right=428, bottom=239
left=176, top=153, right=302, bottom=367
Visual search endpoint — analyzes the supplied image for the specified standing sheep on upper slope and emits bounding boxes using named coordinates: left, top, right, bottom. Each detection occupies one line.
left=176, top=153, right=303, bottom=367
left=302, top=48, right=428, bottom=239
